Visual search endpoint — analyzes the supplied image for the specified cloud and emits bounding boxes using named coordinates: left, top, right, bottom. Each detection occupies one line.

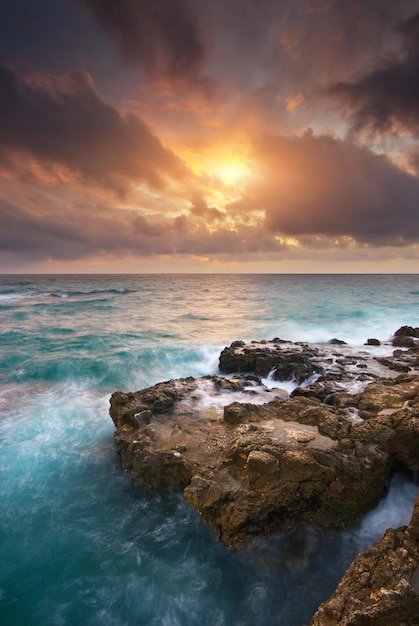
left=157, top=0, right=419, bottom=139
left=231, top=131, right=419, bottom=245
left=0, top=187, right=276, bottom=267
left=329, top=12, right=419, bottom=136
left=0, top=64, right=188, bottom=191
left=409, top=147, right=419, bottom=175
left=78, top=0, right=207, bottom=84
left=2, top=140, right=419, bottom=270
left=189, top=195, right=225, bottom=222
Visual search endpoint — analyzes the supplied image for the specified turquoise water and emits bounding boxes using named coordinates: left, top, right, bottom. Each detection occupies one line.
left=1, top=274, right=418, bottom=625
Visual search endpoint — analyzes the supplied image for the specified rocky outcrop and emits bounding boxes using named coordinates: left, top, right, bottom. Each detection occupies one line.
left=110, top=331, right=419, bottom=623
left=218, top=339, right=322, bottom=383
left=392, top=325, right=419, bottom=348
left=110, top=370, right=419, bottom=549
left=394, top=325, right=419, bottom=339
left=308, top=494, right=419, bottom=626
left=219, top=336, right=419, bottom=403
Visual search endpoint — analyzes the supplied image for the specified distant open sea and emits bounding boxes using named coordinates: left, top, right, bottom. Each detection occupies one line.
left=1, top=274, right=419, bottom=626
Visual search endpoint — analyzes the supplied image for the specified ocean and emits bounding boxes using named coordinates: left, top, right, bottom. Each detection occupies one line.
left=1, top=273, right=418, bottom=626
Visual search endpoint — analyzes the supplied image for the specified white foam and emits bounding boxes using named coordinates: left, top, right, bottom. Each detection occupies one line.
left=350, top=474, right=418, bottom=550
left=344, top=407, right=363, bottom=424
left=262, top=370, right=297, bottom=394
left=0, top=293, right=28, bottom=302
left=275, top=313, right=418, bottom=348
left=178, top=378, right=285, bottom=416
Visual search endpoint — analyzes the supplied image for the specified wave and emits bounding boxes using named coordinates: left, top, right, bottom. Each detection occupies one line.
left=0, top=293, right=32, bottom=302
left=50, top=288, right=136, bottom=298
left=178, top=312, right=215, bottom=322
left=0, top=288, right=135, bottom=302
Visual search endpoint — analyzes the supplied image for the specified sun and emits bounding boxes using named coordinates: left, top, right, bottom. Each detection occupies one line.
left=183, top=149, right=251, bottom=185
left=174, top=143, right=253, bottom=205
left=213, top=158, right=251, bottom=185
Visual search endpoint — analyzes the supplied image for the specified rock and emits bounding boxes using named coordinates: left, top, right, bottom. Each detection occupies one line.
left=329, top=338, right=347, bottom=345
left=392, top=326, right=419, bottom=348
left=218, top=340, right=322, bottom=383
left=366, top=338, right=381, bottom=346
left=247, top=450, right=279, bottom=489
left=219, top=337, right=419, bottom=407
left=357, top=376, right=419, bottom=413
left=394, top=325, right=419, bottom=338
left=393, top=335, right=415, bottom=348
left=223, top=402, right=262, bottom=425
left=110, top=371, right=419, bottom=550
left=374, top=357, right=411, bottom=372
left=308, top=494, right=419, bottom=626
left=110, top=333, right=419, bottom=624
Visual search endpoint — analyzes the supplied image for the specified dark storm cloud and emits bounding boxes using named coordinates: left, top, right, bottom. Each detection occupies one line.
left=233, top=132, right=419, bottom=245
left=329, top=12, right=419, bottom=136
left=78, top=0, right=207, bottom=83
left=0, top=63, right=188, bottom=190
left=170, top=0, right=419, bottom=134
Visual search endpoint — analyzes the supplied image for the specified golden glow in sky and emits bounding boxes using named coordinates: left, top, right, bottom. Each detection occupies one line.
left=210, top=157, right=251, bottom=185
left=1, top=0, right=419, bottom=273
left=178, top=141, right=253, bottom=185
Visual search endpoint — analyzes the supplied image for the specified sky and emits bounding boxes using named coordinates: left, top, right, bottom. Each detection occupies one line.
left=1, top=0, right=419, bottom=273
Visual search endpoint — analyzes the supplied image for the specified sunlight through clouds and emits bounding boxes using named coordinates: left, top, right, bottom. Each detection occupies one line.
left=1, top=0, right=419, bottom=272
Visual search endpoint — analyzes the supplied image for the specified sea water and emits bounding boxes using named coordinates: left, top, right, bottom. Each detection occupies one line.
left=1, top=274, right=418, bottom=626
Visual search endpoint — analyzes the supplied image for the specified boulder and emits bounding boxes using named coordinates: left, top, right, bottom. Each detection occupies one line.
left=392, top=335, right=415, bottom=348
left=394, top=325, right=419, bottom=338
left=366, top=338, right=381, bottom=346
left=392, top=326, right=419, bottom=348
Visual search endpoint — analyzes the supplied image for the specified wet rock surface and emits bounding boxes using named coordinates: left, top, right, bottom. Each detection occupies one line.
left=109, top=330, right=419, bottom=622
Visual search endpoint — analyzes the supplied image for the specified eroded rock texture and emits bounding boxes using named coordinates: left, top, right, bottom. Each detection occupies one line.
left=308, top=495, right=419, bottom=625
left=110, top=370, right=419, bottom=549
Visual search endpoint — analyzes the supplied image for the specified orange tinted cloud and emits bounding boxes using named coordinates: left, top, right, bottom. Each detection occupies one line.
left=286, top=93, right=304, bottom=113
